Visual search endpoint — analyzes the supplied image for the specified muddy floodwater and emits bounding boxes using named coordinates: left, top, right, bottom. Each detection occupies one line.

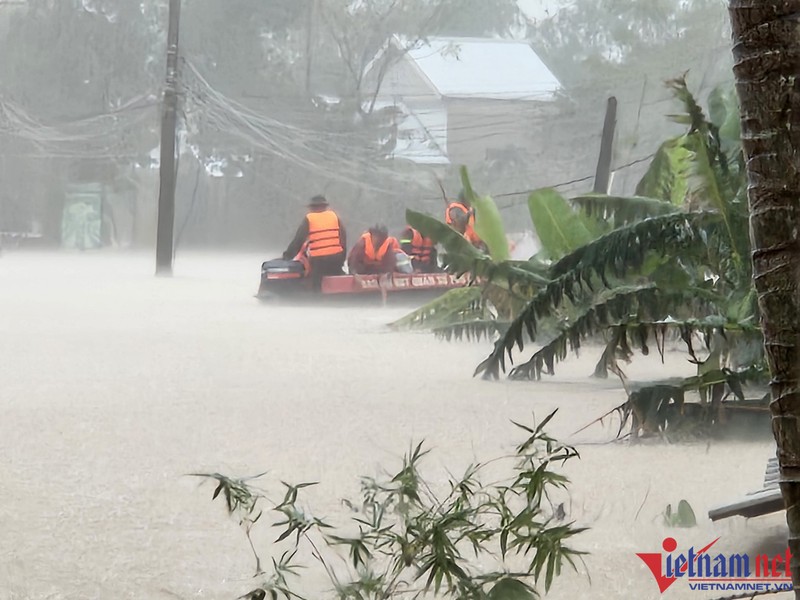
left=0, top=251, right=791, bottom=600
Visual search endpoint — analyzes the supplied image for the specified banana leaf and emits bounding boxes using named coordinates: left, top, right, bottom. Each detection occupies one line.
left=406, top=209, right=478, bottom=254
left=635, top=137, right=692, bottom=205
left=527, top=188, right=597, bottom=260
left=388, top=286, right=484, bottom=330
left=707, top=86, right=728, bottom=131
left=570, top=194, right=679, bottom=229
left=473, top=195, right=510, bottom=262
left=459, top=166, right=509, bottom=262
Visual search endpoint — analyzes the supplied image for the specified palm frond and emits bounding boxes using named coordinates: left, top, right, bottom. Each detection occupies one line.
left=433, top=320, right=511, bottom=343
left=595, top=316, right=761, bottom=381
left=471, top=212, right=738, bottom=380
left=550, top=211, right=729, bottom=283
left=503, top=285, right=718, bottom=381
left=388, top=286, right=485, bottom=330
left=665, top=74, right=708, bottom=132
left=662, top=76, right=747, bottom=238
left=479, top=297, right=759, bottom=382
left=617, top=366, right=768, bottom=439
left=570, top=194, right=680, bottom=229
left=477, top=259, right=553, bottom=298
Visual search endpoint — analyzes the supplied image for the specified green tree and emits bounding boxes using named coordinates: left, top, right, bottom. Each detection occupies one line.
left=181, top=0, right=309, bottom=97
left=0, top=1, right=164, bottom=242
left=530, top=0, right=730, bottom=87
left=0, top=0, right=163, bottom=119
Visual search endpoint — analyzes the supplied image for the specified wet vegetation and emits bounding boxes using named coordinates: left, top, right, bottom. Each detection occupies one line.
left=393, top=77, right=770, bottom=441
left=193, top=412, right=587, bottom=599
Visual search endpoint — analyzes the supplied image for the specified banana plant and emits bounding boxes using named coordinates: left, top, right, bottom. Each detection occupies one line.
left=469, top=76, right=766, bottom=436
left=394, top=76, right=768, bottom=438
left=391, top=166, right=553, bottom=337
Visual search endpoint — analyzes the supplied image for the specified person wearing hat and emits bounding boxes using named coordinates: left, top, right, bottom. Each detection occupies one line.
left=282, top=195, right=347, bottom=291
left=347, top=224, right=401, bottom=275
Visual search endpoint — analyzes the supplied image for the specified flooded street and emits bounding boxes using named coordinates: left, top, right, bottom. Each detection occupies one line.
left=0, top=252, right=790, bottom=600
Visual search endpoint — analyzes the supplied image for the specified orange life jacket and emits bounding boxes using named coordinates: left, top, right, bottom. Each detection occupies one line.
left=362, top=232, right=397, bottom=267
left=402, top=227, right=434, bottom=264
left=463, top=231, right=482, bottom=246
left=446, top=202, right=481, bottom=246
left=306, top=210, right=343, bottom=257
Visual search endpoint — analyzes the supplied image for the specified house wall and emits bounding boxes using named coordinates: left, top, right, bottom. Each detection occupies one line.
left=360, top=50, right=610, bottom=237
left=373, top=56, right=448, bottom=158
left=374, top=56, right=571, bottom=174
left=377, top=56, right=438, bottom=101
left=444, top=97, right=557, bottom=166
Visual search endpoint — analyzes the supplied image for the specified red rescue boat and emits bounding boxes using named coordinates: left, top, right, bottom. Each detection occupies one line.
left=257, top=257, right=469, bottom=303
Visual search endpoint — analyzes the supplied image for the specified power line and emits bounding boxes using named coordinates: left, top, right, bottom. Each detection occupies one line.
left=416, top=152, right=658, bottom=210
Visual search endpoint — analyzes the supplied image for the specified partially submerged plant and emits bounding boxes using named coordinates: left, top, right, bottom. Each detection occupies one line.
left=192, top=410, right=587, bottom=599
left=393, top=76, right=770, bottom=440
left=663, top=500, right=697, bottom=528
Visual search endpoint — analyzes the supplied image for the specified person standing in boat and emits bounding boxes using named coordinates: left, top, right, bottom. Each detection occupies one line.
left=282, top=195, right=347, bottom=292
left=399, top=225, right=439, bottom=273
left=347, top=224, right=402, bottom=275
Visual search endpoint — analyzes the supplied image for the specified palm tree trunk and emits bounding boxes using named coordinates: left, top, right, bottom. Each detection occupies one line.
left=728, top=0, right=800, bottom=594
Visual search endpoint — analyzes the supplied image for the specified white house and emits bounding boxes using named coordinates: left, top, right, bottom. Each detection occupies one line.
left=365, top=36, right=564, bottom=166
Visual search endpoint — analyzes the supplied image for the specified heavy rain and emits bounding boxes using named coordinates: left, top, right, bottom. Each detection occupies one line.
left=1, top=1, right=799, bottom=600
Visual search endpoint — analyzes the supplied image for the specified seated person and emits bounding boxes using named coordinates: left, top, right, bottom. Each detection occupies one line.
left=399, top=226, right=439, bottom=273
left=347, top=225, right=401, bottom=275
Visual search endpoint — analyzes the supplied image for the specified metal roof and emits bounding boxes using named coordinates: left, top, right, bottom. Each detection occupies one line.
left=402, top=37, right=562, bottom=101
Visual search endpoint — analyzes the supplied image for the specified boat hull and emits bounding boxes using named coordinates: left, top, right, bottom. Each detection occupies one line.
left=320, top=272, right=468, bottom=295
left=258, top=262, right=468, bottom=304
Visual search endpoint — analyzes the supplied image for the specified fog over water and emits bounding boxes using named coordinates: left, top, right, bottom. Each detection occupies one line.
left=0, top=251, right=789, bottom=600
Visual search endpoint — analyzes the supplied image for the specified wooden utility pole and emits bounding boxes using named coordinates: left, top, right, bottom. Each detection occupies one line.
left=593, top=96, right=617, bottom=194
left=156, top=0, right=181, bottom=276
left=305, top=0, right=315, bottom=94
